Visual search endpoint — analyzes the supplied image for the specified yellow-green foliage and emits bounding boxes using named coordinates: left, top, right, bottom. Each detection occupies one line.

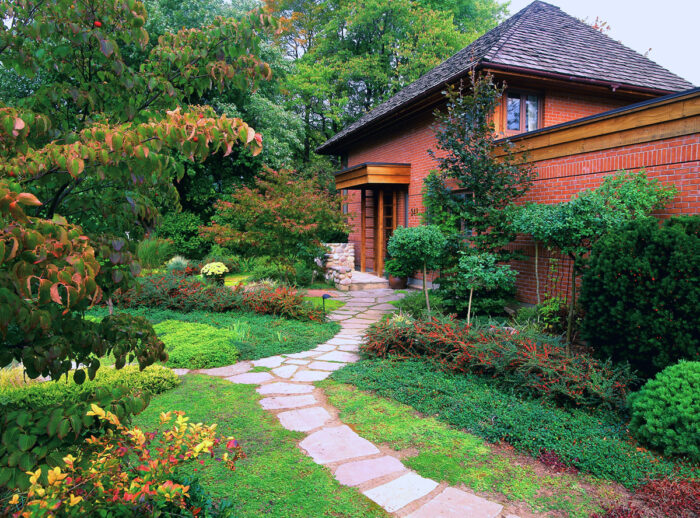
left=154, top=320, right=240, bottom=369
left=0, top=367, right=41, bottom=389
left=0, top=365, right=180, bottom=411
left=629, top=361, right=700, bottom=461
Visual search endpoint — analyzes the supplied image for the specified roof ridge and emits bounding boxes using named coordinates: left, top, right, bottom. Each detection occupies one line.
left=483, top=1, right=551, bottom=61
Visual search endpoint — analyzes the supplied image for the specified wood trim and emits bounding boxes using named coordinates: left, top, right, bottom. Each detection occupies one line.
left=377, top=191, right=385, bottom=276
left=360, top=190, right=366, bottom=272
left=335, top=163, right=411, bottom=190
left=392, top=191, right=398, bottom=231
left=495, top=93, right=700, bottom=163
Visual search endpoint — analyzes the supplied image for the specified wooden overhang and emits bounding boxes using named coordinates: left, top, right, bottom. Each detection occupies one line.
left=334, top=162, right=411, bottom=190
left=494, top=87, right=700, bottom=163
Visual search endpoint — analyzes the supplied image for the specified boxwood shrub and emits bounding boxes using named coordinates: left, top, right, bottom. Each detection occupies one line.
left=629, top=361, right=700, bottom=462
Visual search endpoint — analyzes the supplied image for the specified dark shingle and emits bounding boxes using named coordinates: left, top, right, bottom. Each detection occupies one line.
left=317, top=1, right=694, bottom=154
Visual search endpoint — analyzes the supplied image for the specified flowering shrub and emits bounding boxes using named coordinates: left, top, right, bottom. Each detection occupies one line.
left=201, top=262, right=230, bottom=277
left=4, top=406, right=244, bottom=517
left=628, top=361, right=700, bottom=461
left=117, top=274, right=323, bottom=321
left=362, top=315, right=634, bottom=410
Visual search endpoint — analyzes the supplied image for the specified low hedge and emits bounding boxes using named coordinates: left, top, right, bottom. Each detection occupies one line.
left=362, top=315, right=634, bottom=410
left=154, top=320, right=240, bottom=369
left=332, top=359, right=699, bottom=488
left=116, top=274, right=324, bottom=321
left=0, top=365, right=179, bottom=411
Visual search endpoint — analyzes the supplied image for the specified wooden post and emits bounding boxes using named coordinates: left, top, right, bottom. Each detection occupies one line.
left=360, top=189, right=366, bottom=272
left=392, top=190, right=398, bottom=231
left=377, top=190, right=385, bottom=276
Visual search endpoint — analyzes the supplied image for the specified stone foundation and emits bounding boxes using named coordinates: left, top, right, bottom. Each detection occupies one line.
left=322, top=243, right=355, bottom=291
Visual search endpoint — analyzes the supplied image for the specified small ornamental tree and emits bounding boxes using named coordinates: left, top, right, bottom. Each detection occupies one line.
left=200, top=168, right=348, bottom=266
left=0, top=0, right=277, bottom=489
left=513, top=171, right=676, bottom=343
left=456, top=252, right=516, bottom=324
left=424, top=71, right=535, bottom=258
left=386, top=225, right=446, bottom=313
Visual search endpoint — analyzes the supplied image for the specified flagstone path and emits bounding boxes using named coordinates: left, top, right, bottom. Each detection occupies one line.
left=176, top=289, right=521, bottom=518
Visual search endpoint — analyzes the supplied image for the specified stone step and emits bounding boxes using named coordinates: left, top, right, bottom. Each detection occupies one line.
left=349, top=281, right=389, bottom=291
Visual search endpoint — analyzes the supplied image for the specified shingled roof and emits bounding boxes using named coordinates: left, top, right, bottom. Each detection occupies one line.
left=317, top=0, right=694, bottom=154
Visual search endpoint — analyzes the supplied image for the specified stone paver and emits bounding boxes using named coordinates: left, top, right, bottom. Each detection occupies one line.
left=272, top=365, right=298, bottom=378
left=259, top=395, right=317, bottom=410
left=226, top=372, right=272, bottom=384
left=256, top=382, right=314, bottom=395
left=252, top=356, right=285, bottom=368
left=307, top=360, right=346, bottom=371
left=277, top=406, right=332, bottom=432
left=300, top=425, right=379, bottom=464
left=363, top=472, right=438, bottom=513
left=291, top=370, right=332, bottom=382
left=198, top=289, right=510, bottom=517
left=406, top=488, right=504, bottom=518
left=316, top=351, right=360, bottom=363
left=334, top=456, right=407, bottom=487
left=171, top=368, right=189, bottom=376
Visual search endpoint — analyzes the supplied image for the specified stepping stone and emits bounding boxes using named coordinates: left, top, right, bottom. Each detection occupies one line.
left=334, top=456, right=406, bottom=487
left=341, top=323, right=372, bottom=329
left=277, top=406, right=331, bottom=432
left=291, top=370, right=332, bottom=382
left=252, top=356, right=285, bottom=368
left=363, top=472, right=438, bottom=513
left=308, top=361, right=346, bottom=371
left=171, top=368, right=189, bottom=376
left=200, top=363, right=250, bottom=377
left=313, top=344, right=337, bottom=351
left=226, top=372, right=273, bottom=384
left=259, top=395, right=317, bottom=410
left=316, top=351, right=360, bottom=363
left=339, top=344, right=360, bottom=352
left=256, top=382, right=314, bottom=395
left=286, top=359, right=310, bottom=365
left=300, top=425, right=379, bottom=464
left=286, top=351, right=320, bottom=359
left=406, top=487, right=503, bottom=518
left=272, top=365, right=298, bottom=378
left=326, top=338, right=361, bottom=345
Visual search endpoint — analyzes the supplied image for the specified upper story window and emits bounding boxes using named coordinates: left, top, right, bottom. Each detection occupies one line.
left=506, top=91, right=542, bottom=133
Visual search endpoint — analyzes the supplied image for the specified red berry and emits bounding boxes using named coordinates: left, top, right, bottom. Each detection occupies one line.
left=9, top=171, right=16, bottom=177
left=198, top=114, right=204, bottom=119
left=193, top=136, right=198, bottom=142
left=94, top=21, right=102, bottom=27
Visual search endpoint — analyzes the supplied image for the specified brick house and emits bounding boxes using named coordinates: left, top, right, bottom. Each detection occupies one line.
left=316, top=0, right=699, bottom=303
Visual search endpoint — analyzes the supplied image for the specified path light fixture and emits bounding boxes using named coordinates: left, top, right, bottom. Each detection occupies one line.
left=322, top=293, right=332, bottom=318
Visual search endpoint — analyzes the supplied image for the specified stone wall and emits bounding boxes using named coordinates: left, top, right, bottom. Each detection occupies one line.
left=322, top=243, right=355, bottom=291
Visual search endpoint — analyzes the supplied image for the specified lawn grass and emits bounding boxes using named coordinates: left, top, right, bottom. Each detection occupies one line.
left=87, top=307, right=339, bottom=361
left=134, top=375, right=387, bottom=517
left=304, top=295, right=345, bottom=312
left=319, top=378, right=624, bottom=517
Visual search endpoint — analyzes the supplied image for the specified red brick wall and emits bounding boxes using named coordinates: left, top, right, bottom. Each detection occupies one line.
left=344, top=90, right=699, bottom=303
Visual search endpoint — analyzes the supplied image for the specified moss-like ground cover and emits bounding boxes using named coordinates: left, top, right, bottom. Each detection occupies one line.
left=135, top=375, right=387, bottom=517
left=320, top=376, right=625, bottom=517
left=87, top=307, right=339, bottom=362
left=304, top=295, right=346, bottom=312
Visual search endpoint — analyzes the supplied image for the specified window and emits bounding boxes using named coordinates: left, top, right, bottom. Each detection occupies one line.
left=342, top=189, right=349, bottom=214
left=506, top=91, right=541, bottom=132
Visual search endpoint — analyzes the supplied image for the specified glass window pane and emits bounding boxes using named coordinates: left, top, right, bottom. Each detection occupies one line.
left=506, top=94, right=521, bottom=130
left=525, top=95, right=539, bottom=131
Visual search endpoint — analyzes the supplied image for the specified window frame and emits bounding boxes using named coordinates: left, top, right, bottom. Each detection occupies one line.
left=503, top=89, right=544, bottom=135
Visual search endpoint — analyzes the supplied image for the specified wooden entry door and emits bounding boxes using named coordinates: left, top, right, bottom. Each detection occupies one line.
left=374, top=189, right=398, bottom=276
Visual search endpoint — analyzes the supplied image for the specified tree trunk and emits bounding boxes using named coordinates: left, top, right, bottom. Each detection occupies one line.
left=535, top=240, right=541, bottom=304
left=467, top=287, right=474, bottom=326
left=107, top=297, right=114, bottom=316
left=423, top=261, right=430, bottom=315
left=566, top=258, right=576, bottom=350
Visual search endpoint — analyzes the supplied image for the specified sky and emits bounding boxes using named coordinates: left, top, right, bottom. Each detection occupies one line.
left=500, top=0, right=700, bottom=87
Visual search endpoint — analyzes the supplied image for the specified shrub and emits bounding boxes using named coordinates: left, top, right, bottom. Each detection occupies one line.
left=204, top=244, right=241, bottom=273
left=201, top=261, right=230, bottom=285
left=166, top=255, right=190, bottom=273
left=332, top=359, right=698, bottom=487
left=0, top=366, right=178, bottom=489
left=249, top=258, right=318, bottom=287
left=392, top=290, right=445, bottom=318
left=118, top=274, right=323, bottom=321
left=6, top=409, right=244, bottom=517
left=628, top=361, right=700, bottom=461
left=362, top=315, right=634, bottom=410
left=156, top=211, right=210, bottom=259
left=635, top=478, right=700, bottom=518
left=580, top=217, right=700, bottom=377
left=136, top=237, right=174, bottom=269
left=154, top=320, right=240, bottom=369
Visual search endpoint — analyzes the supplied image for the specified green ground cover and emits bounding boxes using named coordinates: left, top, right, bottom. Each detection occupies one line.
left=330, top=359, right=698, bottom=488
left=304, top=295, right=345, bottom=312
left=134, top=375, right=387, bottom=517
left=87, top=307, right=339, bottom=363
left=320, top=378, right=624, bottom=517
